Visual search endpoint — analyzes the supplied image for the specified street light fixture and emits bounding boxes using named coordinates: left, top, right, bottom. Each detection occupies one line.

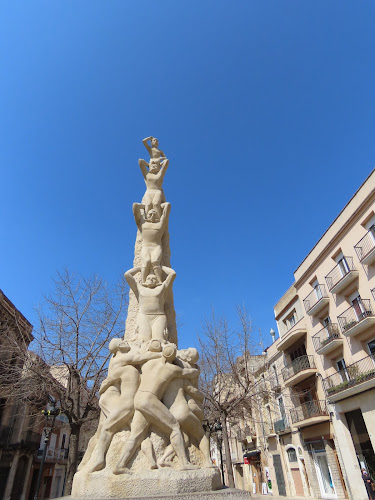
left=33, top=404, right=61, bottom=500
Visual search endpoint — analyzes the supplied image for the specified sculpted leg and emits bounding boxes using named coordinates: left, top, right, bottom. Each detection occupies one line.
left=136, top=313, right=152, bottom=342
left=141, top=247, right=151, bottom=284
left=152, top=191, right=163, bottom=219
left=114, top=411, right=149, bottom=474
left=89, top=405, right=134, bottom=472
left=141, top=437, right=157, bottom=469
left=138, top=396, right=196, bottom=470
left=150, top=246, right=163, bottom=283
left=151, top=314, right=167, bottom=341
left=78, top=413, right=104, bottom=471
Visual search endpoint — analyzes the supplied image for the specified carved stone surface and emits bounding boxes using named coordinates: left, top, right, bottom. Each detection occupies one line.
left=71, top=138, right=221, bottom=498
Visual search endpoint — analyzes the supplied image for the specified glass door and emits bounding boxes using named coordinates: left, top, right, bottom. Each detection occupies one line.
left=314, top=451, right=337, bottom=499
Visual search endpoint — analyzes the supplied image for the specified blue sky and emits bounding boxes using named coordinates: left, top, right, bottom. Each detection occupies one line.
left=1, top=1, right=375, bottom=351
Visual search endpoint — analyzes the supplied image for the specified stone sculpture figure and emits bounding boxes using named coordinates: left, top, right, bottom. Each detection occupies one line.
left=139, top=137, right=169, bottom=218
left=114, top=344, right=199, bottom=474
left=80, top=339, right=162, bottom=473
left=71, top=137, right=221, bottom=499
left=133, top=202, right=171, bottom=284
left=159, top=348, right=213, bottom=469
left=125, top=265, right=176, bottom=342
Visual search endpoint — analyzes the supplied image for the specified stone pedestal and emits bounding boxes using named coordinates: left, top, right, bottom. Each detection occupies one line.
left=72, top=467, right=222, bottom=498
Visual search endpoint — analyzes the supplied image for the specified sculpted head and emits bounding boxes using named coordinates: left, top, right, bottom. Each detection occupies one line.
left=151, top=137, right=159, bottom=148
left=146, top=209, right=159, bottom=223
left=148, top=339, right=162, bottom=352
left=178, top=348, right=199, bottom=364
left=148, top=159, right=160, bottom=174
left=144, top=274, right=158, bottom=288
left=109, top=338, right=130, bottom=354
left=163, top=344, right=177, bottom=363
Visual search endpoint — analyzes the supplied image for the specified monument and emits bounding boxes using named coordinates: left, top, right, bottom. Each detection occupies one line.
left=71, top=137, right=222, bottom=498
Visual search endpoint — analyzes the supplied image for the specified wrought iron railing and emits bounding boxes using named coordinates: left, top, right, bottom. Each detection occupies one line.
left=269, top=374, right=281, bottom=390
left=337, top=299, right=374, bottom=334
left=290, top=400, right=328, bottom=424
left=303, top=285, right=329, bottom=313
left=312, top=324, right=341, bottom=352
left=282, top=355, right=316, bottom=382
left=0, top=425, right=12, bottom=446
left=354, top=226, right=375, bottom=262
left=274, top=418, right=289, bottom=433
left=325, top=257, right=356, bottom=291
left=323, top=354, right=375, bottom=397
left=21, top=430, right=41, bottom=449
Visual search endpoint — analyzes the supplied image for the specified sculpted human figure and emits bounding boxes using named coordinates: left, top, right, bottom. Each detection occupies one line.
left=133, top=202, right=171, bottom=284
left=159, top=348, right=214, bottom=468
left=125, top=266, right=176, bottom=342
left=80, top=339, right=163, bottom=473
left=114, top=344, right=199, bottom=474
left=139, top=137, right=169, bottom=218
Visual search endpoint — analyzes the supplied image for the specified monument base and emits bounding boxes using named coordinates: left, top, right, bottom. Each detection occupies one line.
left=71, top=467, right=222, bottom=498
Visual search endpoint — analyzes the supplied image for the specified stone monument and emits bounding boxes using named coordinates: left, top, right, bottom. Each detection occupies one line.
left=71, top=137, right=222, bottom=498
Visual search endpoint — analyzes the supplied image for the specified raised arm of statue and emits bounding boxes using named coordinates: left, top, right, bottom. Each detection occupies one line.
left=160, top=202, right=171, bottom=227
left=157, top=158, right=169, bottom=180
left=132, top=203, right=145, bottom=230
left=180, top=367, right=199, bottom=379
left=184, top=380, right=204, bottom=402
left=138, top=159, right=149, bottom=179
left=124, top=267, right=141, bottom=299
left=161, top=266, right=176, bottom=290
left=142, top=137, right=153, bottom=156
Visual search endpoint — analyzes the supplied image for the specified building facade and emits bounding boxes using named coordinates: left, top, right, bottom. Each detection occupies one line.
left=255, top=169, right=375, bottom=500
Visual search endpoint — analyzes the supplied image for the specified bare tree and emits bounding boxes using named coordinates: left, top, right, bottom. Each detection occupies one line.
left=0, top=270, right=128, bottom=495
left=197, top=306, right=261, bottom=489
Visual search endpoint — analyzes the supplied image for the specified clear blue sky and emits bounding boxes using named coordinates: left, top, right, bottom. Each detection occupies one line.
left=1, top=1, right=375, bottom=351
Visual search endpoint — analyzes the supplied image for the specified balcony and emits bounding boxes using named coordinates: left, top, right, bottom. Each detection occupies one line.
left=324, top=354, right=375, bottom=402
left=303, top=285, right=330, bottom=317
left=274, top=418, right=290, bottom=434
left=290, top=400, right=329, bottom=428
left=325, top=257, right=359, bottom=295
left=269, top=374, right=281, bottom=390
left=354, top=226, right=375, bottom=265
left=282, top=355, right=317, bottom=386
left=337, top=299, right=375, bottom=339
left=0, top=425, right=12, bottom=447
left=277, top=320, right=307, bottom=352
left=312, top=324, right=343, bottom=356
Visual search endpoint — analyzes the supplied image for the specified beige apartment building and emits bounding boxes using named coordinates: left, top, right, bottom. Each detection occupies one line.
left=255, top=169, right=375, bottom=500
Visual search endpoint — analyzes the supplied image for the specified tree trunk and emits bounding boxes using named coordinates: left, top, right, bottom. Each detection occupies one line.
left=64, top=423, right=81, bottom=495
left=221, top=415, right=235, bottom=489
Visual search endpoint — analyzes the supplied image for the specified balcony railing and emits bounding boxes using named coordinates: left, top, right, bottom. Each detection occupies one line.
left=21, top=430, right=41, bottom=449
left=290, top=400, right=328, bottom=424
left=337, top=299, right=374, bottom=334
left=269, top=374, right=281, bottom=390
left=312, top=324, right=341, bottom=352
left=355, top=226, right=375, bottom=264
left=0, top=425, right=12, bottom=446
left=323, top=354, right=375, bottom=398
left=274, top=418, right=289, bottom=433
left=303, top=285, right=329, bottom=315
left=325, top=257, right=357, bottom=292
left=282, top=355, right=316, bottom=382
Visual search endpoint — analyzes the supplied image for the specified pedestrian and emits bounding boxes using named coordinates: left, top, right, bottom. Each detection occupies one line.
left=361, top=468, right=375, bottom=499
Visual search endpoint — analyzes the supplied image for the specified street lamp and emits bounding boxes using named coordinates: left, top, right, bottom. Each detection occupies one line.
left=33, top=405, right=60, bottom=500
left=214, top=422, right=225, bottom=486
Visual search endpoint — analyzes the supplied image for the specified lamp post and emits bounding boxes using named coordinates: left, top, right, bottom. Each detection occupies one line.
left=214, top=422, right=225, bottom=486
left=33, top=407, right=60, bottom=500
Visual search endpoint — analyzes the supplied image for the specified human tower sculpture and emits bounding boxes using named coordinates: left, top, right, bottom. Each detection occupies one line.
left=71, top=138, right=221, bottom=498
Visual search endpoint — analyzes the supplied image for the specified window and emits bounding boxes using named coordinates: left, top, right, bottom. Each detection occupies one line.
left=338, top=257, right=350, bottom=276
left=367, top=339, right=375, bottom=357
left=287, top=448, right=297, bottom=462
left=336, top=358, right=349, bottom=382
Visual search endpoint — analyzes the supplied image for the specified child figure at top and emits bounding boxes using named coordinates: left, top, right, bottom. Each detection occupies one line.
left=139, top=137, right=169, bottom=218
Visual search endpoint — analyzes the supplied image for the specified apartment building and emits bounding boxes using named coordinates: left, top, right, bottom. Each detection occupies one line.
left=256, top=169, right=375, bottom=500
